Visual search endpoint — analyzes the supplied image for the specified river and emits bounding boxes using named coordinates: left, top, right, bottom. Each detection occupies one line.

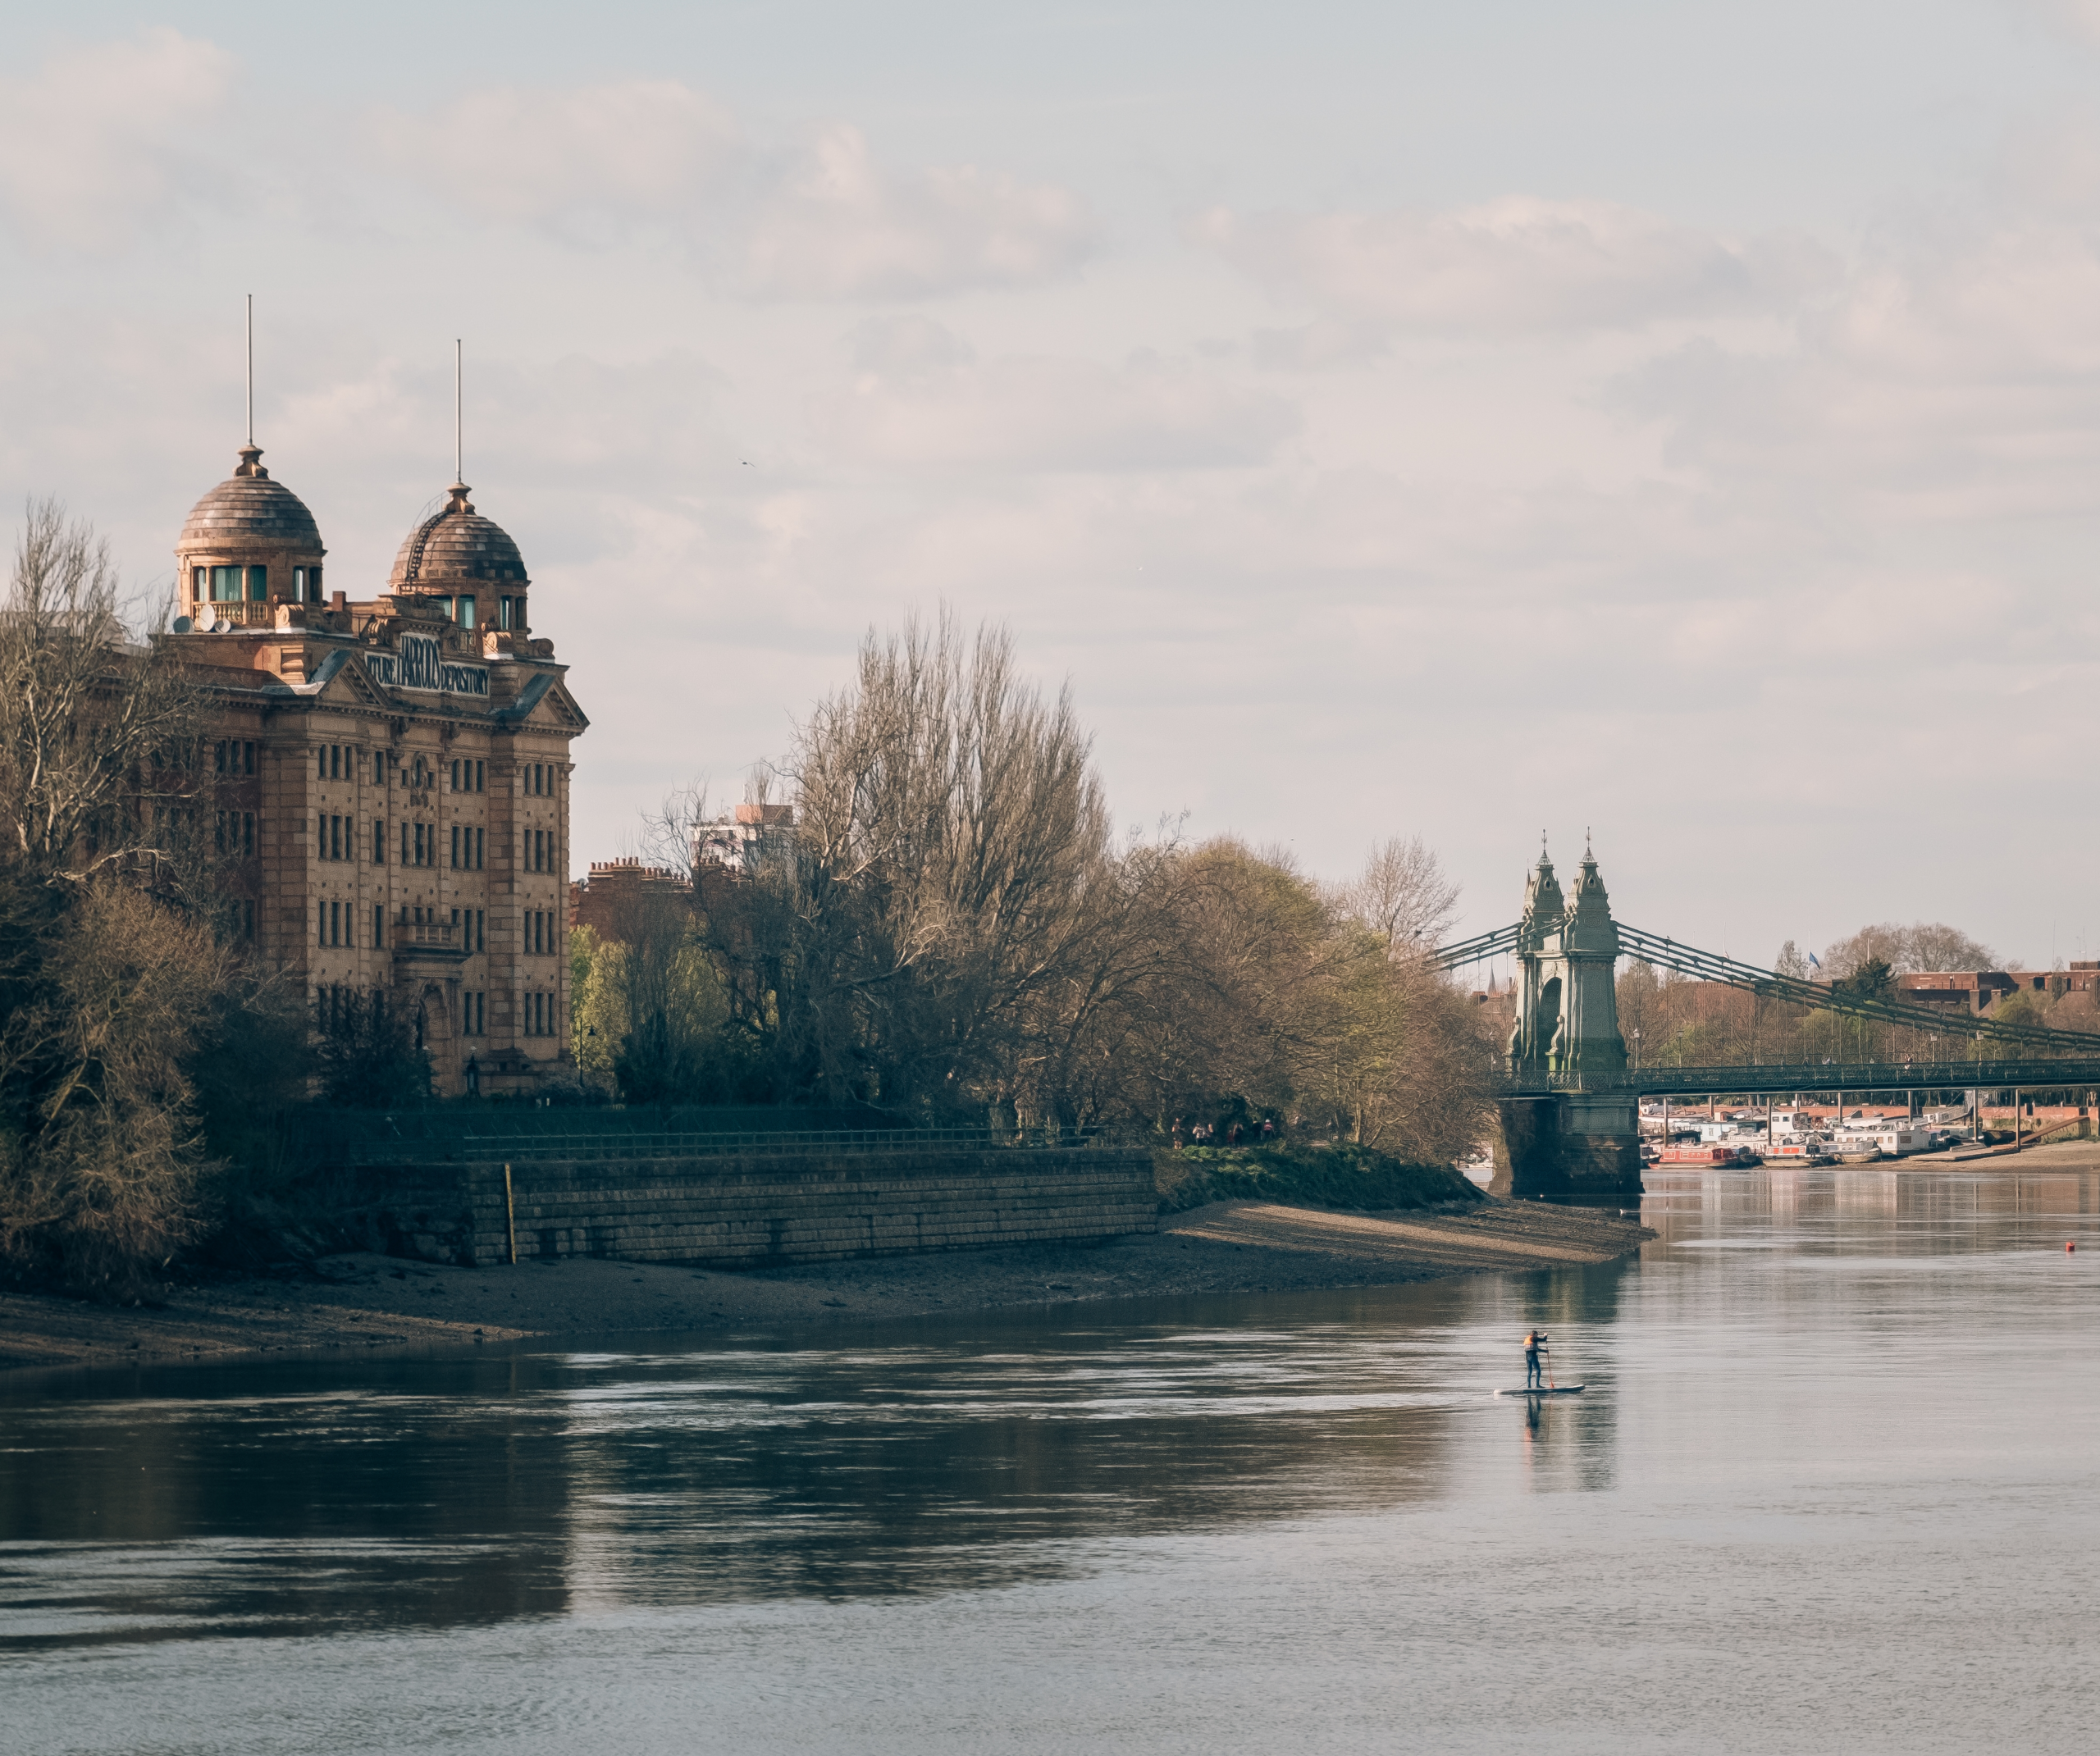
left=5, top=1165, right=2099, bottom=1754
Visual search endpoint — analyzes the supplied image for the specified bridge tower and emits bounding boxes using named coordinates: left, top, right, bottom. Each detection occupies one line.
left=1493, top=845, right=1643, bottom=1200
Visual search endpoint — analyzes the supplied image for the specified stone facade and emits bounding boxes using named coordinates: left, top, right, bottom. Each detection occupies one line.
left=1494, top=847, right=1642, bottom=1199
left=171, top=448, right=587, bottom=1097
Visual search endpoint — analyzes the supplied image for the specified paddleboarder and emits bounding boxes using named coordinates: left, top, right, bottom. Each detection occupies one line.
left=1523, top=1330, right=1548, bottom=1390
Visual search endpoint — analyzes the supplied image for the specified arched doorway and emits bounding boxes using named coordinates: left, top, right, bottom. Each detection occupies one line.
left=414, top=982, right=458, bottom=1093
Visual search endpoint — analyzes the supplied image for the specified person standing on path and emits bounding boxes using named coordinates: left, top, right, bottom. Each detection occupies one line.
left=1524, top=1330, right=1549, bottom=1389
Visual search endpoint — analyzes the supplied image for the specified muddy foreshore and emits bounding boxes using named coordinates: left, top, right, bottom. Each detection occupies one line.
left=0, top=1197, right=1652, bottom=1376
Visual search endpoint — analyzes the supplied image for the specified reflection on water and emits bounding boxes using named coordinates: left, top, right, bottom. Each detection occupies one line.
left=6, top=1166, right=2100, bottom=1754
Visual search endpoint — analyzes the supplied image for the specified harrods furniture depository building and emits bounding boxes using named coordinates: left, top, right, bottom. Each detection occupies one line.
left=171, top=441, right=588, bottom=1097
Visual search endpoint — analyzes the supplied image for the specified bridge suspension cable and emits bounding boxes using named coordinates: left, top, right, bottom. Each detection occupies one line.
left=1429, top=922, right=2098, bottom=1056
left=1424, top=922, right=1520, bottom=972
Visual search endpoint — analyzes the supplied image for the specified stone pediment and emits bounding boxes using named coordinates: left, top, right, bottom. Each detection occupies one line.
left=495, top=672, right=590, bottom=732
left=322, top=653, right=391, bottom=706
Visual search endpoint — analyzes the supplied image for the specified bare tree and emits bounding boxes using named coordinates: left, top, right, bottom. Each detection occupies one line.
left=1338, top=835, right=1462, bottom=956
left=0, top=500, right=210, bottom=895
left=0, top=502, right=241, bottom=1293
left=743, top=611, right=1113, bottom=1113
left=1824, top=921, right=1996, bottom=978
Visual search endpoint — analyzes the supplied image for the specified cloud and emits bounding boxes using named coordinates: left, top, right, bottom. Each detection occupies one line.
left=375, top=86, right=1097, bottom=299
left=739, top=125, right=1095, bottom=299
left=0, top=30, right=240, bottom=253
left=2006, top=0, right=2100, bottom=45
left=1608, top=194, right=2100, bottom=523
left=1198, top=198, right=1836, bottom=337
left=371, top=81, right=741, bottom=245
left=809, top=315, right=1297, bottom=469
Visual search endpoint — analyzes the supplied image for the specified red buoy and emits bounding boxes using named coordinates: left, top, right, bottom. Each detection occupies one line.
left=2069, top=1242, right=2078, bottom=1253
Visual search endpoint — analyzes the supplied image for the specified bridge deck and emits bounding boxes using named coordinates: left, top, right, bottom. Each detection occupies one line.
left=1513, top=1059, right=2100, bottom=1097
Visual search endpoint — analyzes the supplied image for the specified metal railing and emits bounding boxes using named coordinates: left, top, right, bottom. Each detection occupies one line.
left=1516, top=1058, right=2100, bottom=1098
left=345, top=1124, right=1102, bottom=1166
left=192, top=601, right=275, bottom=627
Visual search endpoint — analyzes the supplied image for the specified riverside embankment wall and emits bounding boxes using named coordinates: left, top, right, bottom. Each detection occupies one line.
left=344, top=1147, right=1159, bottom=1270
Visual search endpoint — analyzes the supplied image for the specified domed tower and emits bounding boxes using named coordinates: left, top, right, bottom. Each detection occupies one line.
left=175, top=445, right=326, bottom=627
left=386, top=481, right=530, bottom=636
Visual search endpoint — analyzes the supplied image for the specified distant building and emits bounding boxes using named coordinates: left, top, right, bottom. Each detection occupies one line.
left=167, top=443, right=587, bottom=1096
left=569, top=859, right=692, bottom=941
left=692, top=803, right=797, bottom=877
left=1896, top=965, right=2100, bottom=1015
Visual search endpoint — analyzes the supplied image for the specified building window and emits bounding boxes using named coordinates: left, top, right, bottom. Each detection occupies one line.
left=210, top=565, right=241, bottom=602
left=244, top=813, right=253, bottom=856
left=214, top=741, right=226, bottom=773
left=317, top=901, right=326, bottom=946
left=499, top=596, right=514, bottom=631
left=476, top=760, right=485, bottom=793
left=476, top=908, right=486, bottom=952
left=457, top=595, right=475, bottom=630
left=400, top=821, right=409, bottom=865
left=476, top=826, right=485, bottom=869
left=414, top=823, right=425, bottom=866
left=192, top=567, right=206, bottom=596
left=246, top=565, right=267, bottom=601
left=373, top=904, right=385, bottom=949
left=316, top=748, right=326, bottom=780
left=244, top=741, right=255, bottom=775
left=374, top=819, right=386, bottom=864
left=292, top=566, right=307, bottom=603
left=451, top=824, right=460, bottom=869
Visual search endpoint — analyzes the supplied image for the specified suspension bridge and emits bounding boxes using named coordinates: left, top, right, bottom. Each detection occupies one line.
left=1433, top=846, right=2100, bottom=1198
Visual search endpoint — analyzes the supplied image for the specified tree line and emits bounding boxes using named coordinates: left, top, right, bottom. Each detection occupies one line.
left=0, top=510, right=1497, bottom=1294
left=573, top=615, right=1501, bottom=1160
left=0, top=504, right=422, bottom=1297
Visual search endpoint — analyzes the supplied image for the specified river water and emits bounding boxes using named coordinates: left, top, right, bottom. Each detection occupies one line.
left=6, top=1165, right=2100, bottom=1754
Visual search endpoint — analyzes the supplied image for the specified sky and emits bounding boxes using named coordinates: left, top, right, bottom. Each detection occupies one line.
left=6, top=2, right=2100, bottom=969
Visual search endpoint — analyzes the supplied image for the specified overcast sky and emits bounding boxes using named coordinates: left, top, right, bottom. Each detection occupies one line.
left=7, top=2, right=2100, bottom=970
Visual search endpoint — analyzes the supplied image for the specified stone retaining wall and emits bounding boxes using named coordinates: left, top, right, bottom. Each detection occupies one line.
left=346, top=1147, right=1159, bottom=1269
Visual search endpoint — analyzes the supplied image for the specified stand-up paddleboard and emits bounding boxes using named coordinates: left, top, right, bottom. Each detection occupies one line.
left=1495, top=1385, right=1585, bottom=1396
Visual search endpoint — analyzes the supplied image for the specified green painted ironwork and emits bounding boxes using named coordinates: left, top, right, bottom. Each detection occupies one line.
left=1523, top=1058, right=2100, bottom=1098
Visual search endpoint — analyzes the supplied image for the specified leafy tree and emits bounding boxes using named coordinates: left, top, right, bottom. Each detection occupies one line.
left=314, top=988, right=431, bottom=1110
left=1830, top=958, right=1895, bottom=1002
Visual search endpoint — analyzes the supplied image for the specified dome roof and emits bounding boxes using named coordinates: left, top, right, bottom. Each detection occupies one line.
left=178, top=446, right=324, bottom=554
left=388, top=483, right=529, bottom=590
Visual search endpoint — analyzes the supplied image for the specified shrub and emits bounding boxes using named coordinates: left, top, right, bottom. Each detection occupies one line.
left=1154, top=1142, right=1483, bottom=1214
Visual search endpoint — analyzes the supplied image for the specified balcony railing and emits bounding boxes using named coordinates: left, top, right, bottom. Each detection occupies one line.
left=191, top=601, right=276, bottom=627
